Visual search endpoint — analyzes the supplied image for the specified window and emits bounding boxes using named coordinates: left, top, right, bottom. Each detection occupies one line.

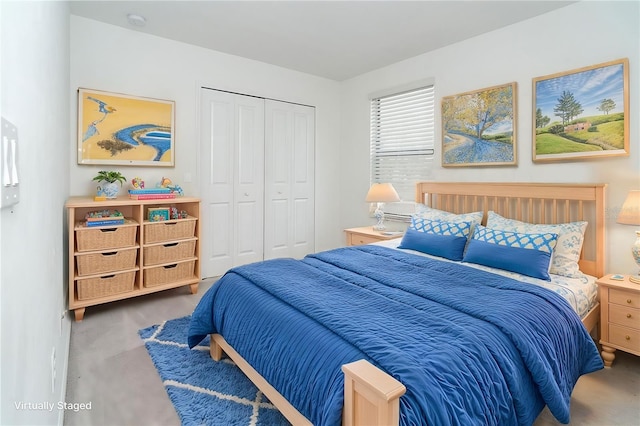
left=370, top=84, right=435, bottom=205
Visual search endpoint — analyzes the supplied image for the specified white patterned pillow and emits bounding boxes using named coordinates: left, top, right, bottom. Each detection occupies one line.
left=414, top=205, right=483, bottom=228
left=486, top=211, right=588, bottom=278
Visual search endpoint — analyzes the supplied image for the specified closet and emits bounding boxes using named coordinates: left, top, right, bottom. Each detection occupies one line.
left=199, top=88, right=315, bottom=278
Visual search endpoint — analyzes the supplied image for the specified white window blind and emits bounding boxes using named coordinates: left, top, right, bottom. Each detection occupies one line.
left=370, top=85, right=435, bottom=203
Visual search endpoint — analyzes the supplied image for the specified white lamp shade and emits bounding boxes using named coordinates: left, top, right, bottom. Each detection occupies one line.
left=365, top=183, right=400, bottom=203
left=617, top=190, right=640, bottom=225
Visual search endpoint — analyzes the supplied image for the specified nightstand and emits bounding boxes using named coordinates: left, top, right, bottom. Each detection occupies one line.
left=597, top=274, right=640, bottom=367
left=344, top=227, right=403, bottom=246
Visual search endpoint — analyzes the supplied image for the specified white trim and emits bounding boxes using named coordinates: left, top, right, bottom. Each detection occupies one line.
left=368, top=77, right=435, bottom=100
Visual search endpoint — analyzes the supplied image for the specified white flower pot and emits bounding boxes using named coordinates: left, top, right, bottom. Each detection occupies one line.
left=102, top=182, right=120, bottom=199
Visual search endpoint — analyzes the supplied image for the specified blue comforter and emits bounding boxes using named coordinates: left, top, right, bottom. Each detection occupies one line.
left=188, top=245, right=603, bottom=425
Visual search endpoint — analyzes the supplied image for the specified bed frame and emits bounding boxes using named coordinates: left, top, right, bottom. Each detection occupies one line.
left=210, top=182, right=607, bottom=426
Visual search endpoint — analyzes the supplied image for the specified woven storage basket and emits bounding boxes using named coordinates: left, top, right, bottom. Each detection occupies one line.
left=144, top=259, right=195, bottom=288
left=76, top=247, right=138, bottom=276
left=77, top=270, right=135, bottom=300
left=143, top=240, right=196, bottom=266
left=76, top=221, right=137, bottom=252
left=144, top=218, right=196, bottom=244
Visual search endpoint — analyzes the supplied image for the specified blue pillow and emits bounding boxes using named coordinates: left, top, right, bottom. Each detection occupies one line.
left=398, top=219, right=471, bottom=261
left=463, top=226, right=559, bottom=280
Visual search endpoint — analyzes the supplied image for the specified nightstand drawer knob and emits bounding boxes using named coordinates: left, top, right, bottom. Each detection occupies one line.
left=628, top=313, right=632, bottom=319
left=626, top=335, right=631, bottom=340
left=628, top=299, right=633, bottom=304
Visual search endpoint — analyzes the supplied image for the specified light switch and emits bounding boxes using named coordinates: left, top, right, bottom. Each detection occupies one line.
left=1, top=117, right=20, bottom=208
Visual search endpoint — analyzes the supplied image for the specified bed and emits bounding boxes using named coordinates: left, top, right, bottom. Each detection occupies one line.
left=188, top=182, right=607, bottom=426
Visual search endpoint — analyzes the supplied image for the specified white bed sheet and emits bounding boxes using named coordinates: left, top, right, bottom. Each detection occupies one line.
left=374, top=239, right=598, bottom=319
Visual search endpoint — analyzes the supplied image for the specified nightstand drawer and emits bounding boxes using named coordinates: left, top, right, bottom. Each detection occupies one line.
left=610, top=288, right=640, bottom=308
left=608, top=324, right=640, bottom=352
left=349, top=234, right=381, bottom=246
left=610, top=305, right=640, bottom=330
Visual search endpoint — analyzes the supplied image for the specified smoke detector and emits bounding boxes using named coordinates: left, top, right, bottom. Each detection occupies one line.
left=127, top=14, right=146, bottom=27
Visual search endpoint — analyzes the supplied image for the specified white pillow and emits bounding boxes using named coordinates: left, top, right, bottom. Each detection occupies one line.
left=414, top=205, right=483, bottom=227
left=486, top=211, right=587, bottom=278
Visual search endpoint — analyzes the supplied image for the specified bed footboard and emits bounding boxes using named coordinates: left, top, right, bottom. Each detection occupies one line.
left=209, top=334, right=405, bottom=426
left=342, top=360, right=406, bottom=426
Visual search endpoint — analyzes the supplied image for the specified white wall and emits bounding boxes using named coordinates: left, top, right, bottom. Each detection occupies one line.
left=70, top=16, right=343, bottom=253
left=1, top=1, right=71, bottom=425
left=340, top=0, right=640, bottom=275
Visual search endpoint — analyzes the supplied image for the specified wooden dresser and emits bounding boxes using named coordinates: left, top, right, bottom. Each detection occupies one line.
left=66, top=196, right=200, bottom=321
left=597, top=274, right=640, bottom=367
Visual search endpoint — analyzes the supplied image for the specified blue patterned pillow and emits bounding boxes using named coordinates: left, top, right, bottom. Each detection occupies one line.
left=486, top=211, right=587, bottom=278
left=463, top=225, right=559, bottom=280
left=400, top=219, right=472, bottom=261
left=410, top=217, right=472, bottom=237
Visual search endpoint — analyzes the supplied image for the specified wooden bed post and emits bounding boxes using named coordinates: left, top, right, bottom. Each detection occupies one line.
left=342, top=360, right=406, bottom=426
left=209, top=334, right=224, bottom=361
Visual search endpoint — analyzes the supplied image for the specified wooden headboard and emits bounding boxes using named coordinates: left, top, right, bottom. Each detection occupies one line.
left=415, top=182, right=607, bottom=278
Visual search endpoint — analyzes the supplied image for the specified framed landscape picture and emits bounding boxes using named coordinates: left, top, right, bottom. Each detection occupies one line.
left=532, top=58, right=629, bottom=162
left=77, top=88, right=175, bottom=166
left=442, top=82, right=517, bottom=167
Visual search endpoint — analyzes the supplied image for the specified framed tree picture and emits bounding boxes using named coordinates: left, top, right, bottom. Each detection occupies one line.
left=532, top=58, right=629, bottom=162
left=77, top=88, right=175, bottom=166
left=441, top=82, right=517, bottom=167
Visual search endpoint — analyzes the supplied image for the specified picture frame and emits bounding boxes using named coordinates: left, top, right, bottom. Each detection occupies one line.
left=148, top=207, right=170, bottom=222
left=77, top=88, right=175, bottom=166
left=532, top=58, right=629, bottom=162
left=441, top=82, right=517, bottom=167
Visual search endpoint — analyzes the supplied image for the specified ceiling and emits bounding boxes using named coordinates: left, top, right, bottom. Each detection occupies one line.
left=69, top=0, right=576, bottom=81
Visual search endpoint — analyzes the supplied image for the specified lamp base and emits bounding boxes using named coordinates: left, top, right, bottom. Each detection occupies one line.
left=373, top=203, right=386, bottom=231
left=629, top=275, right=640, bottom=284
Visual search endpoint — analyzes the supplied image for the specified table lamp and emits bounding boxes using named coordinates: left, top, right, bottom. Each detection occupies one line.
left=365, top=183, right=400, bottom=231
left=617, top=190, right=640, bottom=283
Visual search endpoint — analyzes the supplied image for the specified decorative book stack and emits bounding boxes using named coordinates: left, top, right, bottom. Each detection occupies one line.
left=129, top=188, right=177, bottom=200
left=85, top=210, right=125, bottom=227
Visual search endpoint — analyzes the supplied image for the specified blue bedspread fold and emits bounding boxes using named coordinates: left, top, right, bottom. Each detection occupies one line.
left=189, top=245, right=602, bottom=425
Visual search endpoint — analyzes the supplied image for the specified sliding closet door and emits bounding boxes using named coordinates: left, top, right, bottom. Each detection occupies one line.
left=200, top=89, right=264, bottom=278
left=264, top=100, right=315, bottom=260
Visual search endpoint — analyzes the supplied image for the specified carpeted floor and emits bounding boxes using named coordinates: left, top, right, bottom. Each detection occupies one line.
left=139, top=316, right=289, bottom=426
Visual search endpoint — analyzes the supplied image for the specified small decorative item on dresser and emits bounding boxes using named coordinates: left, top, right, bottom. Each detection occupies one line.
left=616, top=190, right=640, bottom=283
left=148, top=207, right=170, bottom=222
left=84, top=209, right=125, bottom=227
left=92, top=170, right=126, bottom=199
left=597, top=274, right=640, bottom=367
left=131, top=177, right=145, bottom=189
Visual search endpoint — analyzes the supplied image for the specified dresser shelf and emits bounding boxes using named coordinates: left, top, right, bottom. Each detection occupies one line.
left=66, top=196, right=201, bottom=320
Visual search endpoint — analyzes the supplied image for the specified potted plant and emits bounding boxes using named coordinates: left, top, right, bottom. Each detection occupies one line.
left=93, top=170, right=126, bottom=199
